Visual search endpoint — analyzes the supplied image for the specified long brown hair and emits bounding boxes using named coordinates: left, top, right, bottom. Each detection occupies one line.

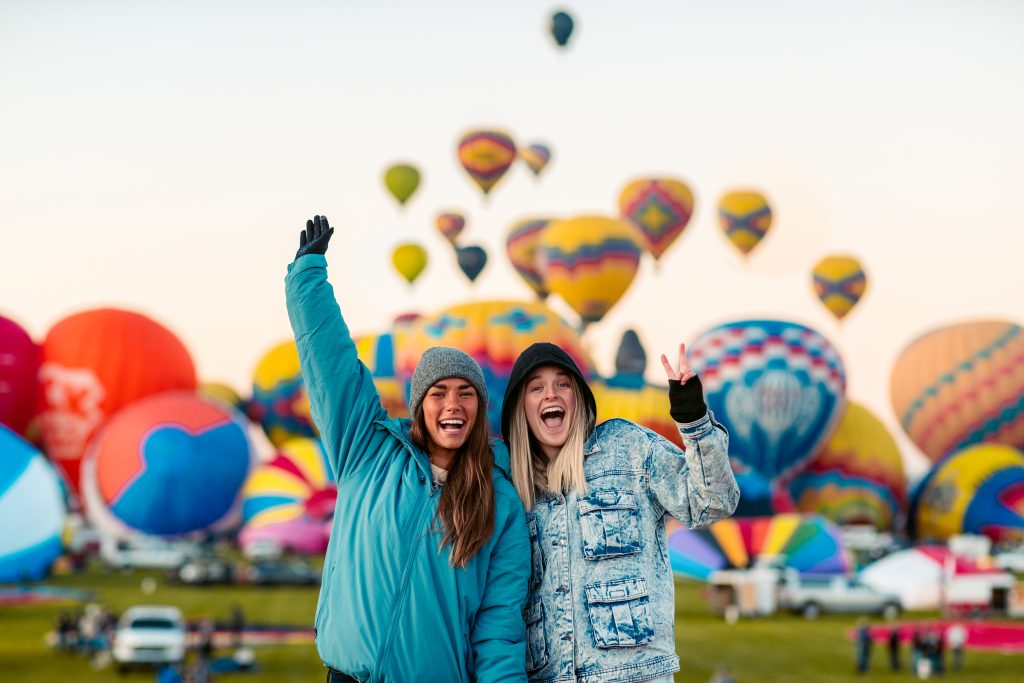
left=409, top=398, right=495, bottom=568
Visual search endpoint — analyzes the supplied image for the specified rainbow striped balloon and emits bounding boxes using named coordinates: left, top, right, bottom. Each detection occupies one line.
left=890, top=320, right=1024, bottom=462
left=505, top=218, right=552, bottom=300
left=435, top=212, right=465, bottom=245
left=538, top=215, right=642, bottom=325
left=718, top=190, right=772, bottom=256
left=812, top=255, right=868, bottom=320
left=788, top=402, right=906, bottom=531
left=457, top=129, right=517, bottom=197
left=519, top=143, right=551, bottom=177
left=618, top=178, right=694, bottom=261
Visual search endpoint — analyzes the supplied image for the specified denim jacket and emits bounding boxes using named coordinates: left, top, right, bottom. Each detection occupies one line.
left=524, top=413, right=739, bottom=683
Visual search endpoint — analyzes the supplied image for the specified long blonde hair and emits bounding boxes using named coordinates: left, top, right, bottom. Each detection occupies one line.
left=509, top=377, right=591, bottom=509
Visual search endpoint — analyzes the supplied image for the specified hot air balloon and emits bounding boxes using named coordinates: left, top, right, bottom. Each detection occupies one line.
left=352, top=332, right=408, bottom=419
left=615, top=329, right=646, bottom=377
left=718, top=190, right=773, bottom=257
left=249, top=341, right=316, bottom=446
left=688, top=319, right=847, bottom=482
left=81, top=392, right=253, bottom=538
left=788, top=402, right=906, bottom=530
left=239, top=437, right=336, bottom=555
left=549, top=10, right=574, bottom=48
left=732, top=464, right=797, bottom=517
left=890, top=320, right=1024, bottom=462
left=199, top=382, right=245, bottom=412
left=383, top=163, right=421, bottom=207
left=910, top=444, right=1024, bottom=542
left=457, top=129, right=517, bottom=198
left=618, top=178, right=695, bottom=262
left=812, top=255, right=868, bottom=320
left=435, top=212, right=465, bottom=245
left=0, top=426, right=65, bottom=581
left=538, top=215, right=642, bottom=326
left=506, top=218, right=552, bottom=300
left=0, top=315, right=39, bottom=436
left=391, top=243, right=428, bottom=285
left=520, top=143, right=552, bottom=178
left=667, top=514, right=850, bottom=581
left=397, top=300, right=592, bottom=434
left=456, top=245, right=488, bottom=283
left=38, top=308, right=197, bottom=493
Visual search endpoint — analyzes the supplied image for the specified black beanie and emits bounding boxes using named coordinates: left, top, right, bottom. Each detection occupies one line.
left=500, top=342, right=597, bottom=440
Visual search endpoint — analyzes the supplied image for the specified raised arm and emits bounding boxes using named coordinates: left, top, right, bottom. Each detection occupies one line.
left=648, top=343, right=740, bottom=527
left=285, top=215, right=388, bottom=480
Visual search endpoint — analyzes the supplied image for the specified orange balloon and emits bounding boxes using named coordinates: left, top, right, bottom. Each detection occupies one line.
left=38, top=308, right=196, bottom=492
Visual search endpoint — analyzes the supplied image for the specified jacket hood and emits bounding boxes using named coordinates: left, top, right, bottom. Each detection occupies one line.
left=500, top=342, right=596, bottom=440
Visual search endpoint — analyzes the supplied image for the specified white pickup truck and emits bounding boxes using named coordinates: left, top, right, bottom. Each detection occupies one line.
left=778, top=569, right=902, bottom=620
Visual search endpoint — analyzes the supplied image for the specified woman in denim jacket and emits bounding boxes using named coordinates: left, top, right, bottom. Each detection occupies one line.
left=501, top=342, right=740, bottom=683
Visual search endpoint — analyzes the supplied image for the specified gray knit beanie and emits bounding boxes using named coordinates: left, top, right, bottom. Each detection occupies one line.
left=409, top=347, right=488, bottom=415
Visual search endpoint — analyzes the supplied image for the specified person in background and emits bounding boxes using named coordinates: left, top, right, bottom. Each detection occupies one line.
left=855, top=618, right=872, bottom=674
left=946, top=622, right=968, bottom=671
left=887, top=625, right=901, bottom=671
left=286, top=215, right=531, bottom=683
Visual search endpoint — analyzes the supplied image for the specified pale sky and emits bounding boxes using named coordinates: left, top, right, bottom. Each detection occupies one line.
left=2, top=0, right=1022, bottom=479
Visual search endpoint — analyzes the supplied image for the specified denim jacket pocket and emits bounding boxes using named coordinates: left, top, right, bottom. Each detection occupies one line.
left=584, top=577, right=654, bottom=648
left=526, top=515, right=545, bottom=592
left=524, top=597, right=548, bottom=672
left=577, top=489, right=641, bottom=560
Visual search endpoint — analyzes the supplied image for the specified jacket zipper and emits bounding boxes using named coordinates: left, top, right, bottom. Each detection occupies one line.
left=373, top=486, right=433, bottom=679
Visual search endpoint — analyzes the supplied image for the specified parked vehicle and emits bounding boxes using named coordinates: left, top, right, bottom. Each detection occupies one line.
left=778, top=569, right=902, bottom=620
left=111, top=605, right=187, bottom=671
left=169, top=557, right=236, bottom=585
left=994, top=549, right=1024, bottom=574
left=244, top=559, right=321, bottom=586
left=100, top=536, right=198, bottom=571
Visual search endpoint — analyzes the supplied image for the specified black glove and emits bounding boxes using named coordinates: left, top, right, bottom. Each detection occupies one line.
left=294, top=215, right=334, bottom=261
left=668, top=375, right=707, bottom=424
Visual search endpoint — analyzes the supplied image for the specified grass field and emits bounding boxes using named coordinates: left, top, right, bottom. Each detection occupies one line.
left=2, top=565, right=1021, bottom=682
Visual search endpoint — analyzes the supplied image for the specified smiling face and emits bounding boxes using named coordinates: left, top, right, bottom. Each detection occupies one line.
left=523, top=365, right=578, bottom=460
left=421, top=378, right=479, bottom=464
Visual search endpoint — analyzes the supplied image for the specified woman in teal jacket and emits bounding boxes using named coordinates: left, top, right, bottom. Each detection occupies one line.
left=286, top=216, right=531, bottom=683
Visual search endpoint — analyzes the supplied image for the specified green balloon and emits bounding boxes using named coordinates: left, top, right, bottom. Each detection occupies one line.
left=384, top=164, right=421, bottom=206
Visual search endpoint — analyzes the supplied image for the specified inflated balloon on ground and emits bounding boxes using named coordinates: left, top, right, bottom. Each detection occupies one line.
left=81, top=391, right=253, bottom=538
left=38, top=308, right=197, bottom=493
left=890, top=320, right=1024, bottom=462
left=688, top=319, right=847, bottom=482
left=0, top=315, right=39, bottom=437
left=249, top=340, right=316, bottom=446
left=538, top=215, right=642, bottom=325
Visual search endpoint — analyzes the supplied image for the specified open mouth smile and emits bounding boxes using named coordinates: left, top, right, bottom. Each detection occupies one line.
left=540, top=406, right=565, bottom=428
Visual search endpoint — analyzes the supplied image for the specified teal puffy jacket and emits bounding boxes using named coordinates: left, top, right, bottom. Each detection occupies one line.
left=286, top=255, right=531, bottom=682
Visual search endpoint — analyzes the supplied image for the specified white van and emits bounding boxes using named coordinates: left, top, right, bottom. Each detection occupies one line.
left=112, top=605, right=187, bottom=670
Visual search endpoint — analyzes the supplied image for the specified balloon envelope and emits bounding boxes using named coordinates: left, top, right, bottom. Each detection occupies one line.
left=592, top=375, right=679, bottom=448
left=506, top=218, right=552, bottom=300
left=456, top=245, right=488, bottom=283
left=38, top=308, right=197, bottom=492
left=383, top=164, right=421, bottom=206
left=890, top=320, right=1024, bottom=462
left=0, top=426, right=65, bottom=581
left=520, top=143, right=552, bottom=177
left=619, top=178, right=695, bottom=261
left=396, top=300, right=591, bottom=434
left=392, top=243, right=428, bottom=285
left=550, top=10, right=574, bottom=47
left=82, top=391, right=253, bottom=538
left=910, top=443, right=1024, bottom=542
left=688, top=319, right=847, bottom=481
left=812, top=255, right=868, bottom=320
left=249, top=341, right=316, bottom=446
left=538, top=215, right=642, bottom=324
left=457, top=129, right=517, bottom=196
left=788, top=402, right=906, bottom=530
left=0, top=315, right=39, bottom=436
left=718, top=190, right=772, bottom=256
left=435, top=212, right=465, bottom=245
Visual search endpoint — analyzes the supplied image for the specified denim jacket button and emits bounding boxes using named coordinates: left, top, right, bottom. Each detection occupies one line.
left=561, top=633, right=572, bottom=641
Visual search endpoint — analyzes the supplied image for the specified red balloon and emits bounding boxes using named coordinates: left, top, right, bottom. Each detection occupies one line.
left=0, top=315, right=40, bottom=436
left=38, top=308, right=196, bottom=492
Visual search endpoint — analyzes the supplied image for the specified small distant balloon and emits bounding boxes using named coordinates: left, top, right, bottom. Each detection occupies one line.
left=619, top=178, right=695, bottom=262
left=391, top=243, right=429, bottom=285
left=506, top=218, right=552, bottom=300
left=811, top=255, right=867, bottom=321
left=718, top=190, right=772, bottom=256
left=456, top=245, right=488, bottom=283
left=550, top=10, right=574, bottom=48
left=457, top=129, right=517, bottom=198
left=383, top=163, right=421, bottom=207
left=435, top=212, right=465, bottom=245
left=520, top=143, right=552, bottom=177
